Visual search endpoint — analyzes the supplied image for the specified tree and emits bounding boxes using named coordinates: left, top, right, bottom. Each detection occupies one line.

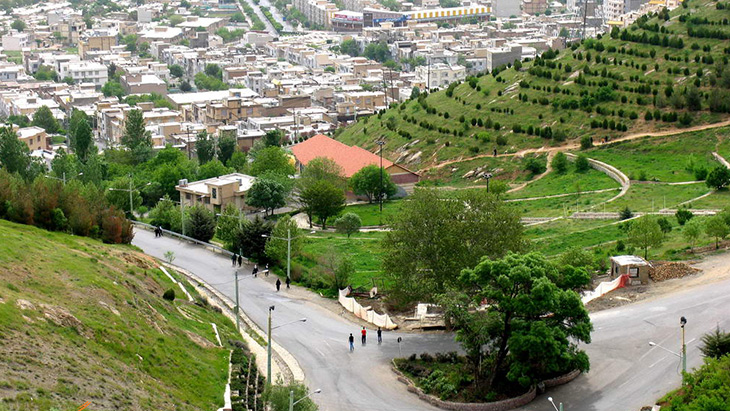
left=204, top=63, right=223, bottom=80
left=559, top=27, right=570, bottom=38
left=235, top=215, right=272, bottom=261
left=627, top=216, right=665, bottom=259
left=706, top=166, right=730, bottom=190
left=215, top=203, right=244, bottom=250
left=683, top=217, right=703, bottom=251
left=198, top=159, right=232, bottom=180
left=264, top=129, right=283, bottom=147
left=410, top=86, right=420, bottom=100
left=297, top=156, right=347, bottom=191
left=187, top=205, right=216, bottom=242
left=363, top=42, right=391, bottom=63
left=350, top=164, right=397, bottom=203
left=122, top=34, right=138, bottom=53
left=552, top=152, right=568, bottom=173
left=443, top=252, right=592, bottom=389
left=559, top=246, right=595, bottom=270
left=335, top=212, right=361, bottom=238
left=383, top=189, right=524, bottom=306
left=657, top=216, right=672, bottom=235
left=11, top=19, right=26, bottom=31
left=180, top=80, right=192, bottom=92
left=169, top=64, right=184, bottom=78
left=265, top=215, right=301, bottom=264
left=699, top=327, right=730, bottom=359
left=31, top=105, right=59, bottom=134
left=102, top=80, right=125, bottom=99
left=218, top=132, right=237, bottom=165
left=340, top=39, right=360, bottom=57
left=246, top=177, right=288, bottom=216
left=228, top=151, right=247, bottom=172
left=0, top=126, right=31, bottom=177
left=575, top=154, right=590, bottom=172
left=264, top=382, right=317, bottom=411
left=72, top=118, right=94, bottom=162
left=105, top=176, right=142, bottom=216
left=705, top=215, right=729, bottom=249
left=150, top=195, right=182, bottom=232
left=298, top=180, right=345, bottom=229
left=676, top=208, right=694, bottom=225
left=121, top=109, right=152, bottom=164
left=195, top=131, right=216, bottom=164
left=249, top=146, right=295, bottom=177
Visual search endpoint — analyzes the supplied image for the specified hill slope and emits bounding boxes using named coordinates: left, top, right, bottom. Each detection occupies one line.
left=0, top=221, right=238, bottom=410
left=337, top=0, right=730, bottom=170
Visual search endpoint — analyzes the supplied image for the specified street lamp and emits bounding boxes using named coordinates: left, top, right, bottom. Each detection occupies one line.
left=485, top=172, right=493, bottom=193
left=109, top=178, right=151, bottom=216
left=289, top=388, right=321, bottom=411
left=262, top=229, right=295, bottom=283
left=45, top=171, right=83, bottom=185
left=681, top=316, right=688, bottom=376
left=548, top=397, right=563, bottom=411
left=266, top=305, right=306, bottom=386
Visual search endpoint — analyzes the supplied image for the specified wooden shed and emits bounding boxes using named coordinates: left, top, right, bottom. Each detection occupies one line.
left=609, top=255, right=651, bottom=285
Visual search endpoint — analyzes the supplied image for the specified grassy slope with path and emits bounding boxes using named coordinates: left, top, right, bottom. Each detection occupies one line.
left=336, top=0, right=730, bottom=171
left=505, top=166, right=619, bottom=199
left=0, top=220, right=237, bottom=410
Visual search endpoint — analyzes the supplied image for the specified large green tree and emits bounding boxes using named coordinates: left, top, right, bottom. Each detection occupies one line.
left=298, top=157, right=347, bottom=191
left=383, top=189, right=525, bottom=306
left=31, top=105, right=59, bottom=134
left=195, top=131, right=216, bottom=164
left=249, top=146, right=295, bottom=177
left=72, top=118, right=94, bottom=162
left=218, top=132, right=237, bottom=166
left=706, top=166, right=730, bottom=190
left=198, top=159, right=232, bottom=180
left=627, top=216, right=664, bottom=259
left=443, top=252, right=592, bottom=390
left=298, top=180, right=345, bottom=229
left=215, top=203, right=244, bottom=250
left=705, top=215, right=729, bottom=249
left=121, top=109, right=152, bottom=164
left=334, top=212, right=361, bottom=238
left=264, top=215, right=302, bottom=265
left=0, top=126, right=31, bottom=177
left=187, top=205, right=216, bottom=242
left=349, top=164, right=397, bottom=203
left=234, top=215, right=272, bottom=262
left=246, top=177, right=288, bottom=216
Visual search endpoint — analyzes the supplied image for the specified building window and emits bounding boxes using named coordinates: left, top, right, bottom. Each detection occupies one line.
left=212, top=188, right=217, bottom=199
left=186, top=193, right=191, bottom=200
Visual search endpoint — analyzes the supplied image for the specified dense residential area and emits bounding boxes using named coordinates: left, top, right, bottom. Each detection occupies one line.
left=1, top=0, right=730, bottom=410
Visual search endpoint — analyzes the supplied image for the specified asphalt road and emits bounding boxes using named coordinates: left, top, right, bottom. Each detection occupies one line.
left=132, top=229, right=730, bottom=411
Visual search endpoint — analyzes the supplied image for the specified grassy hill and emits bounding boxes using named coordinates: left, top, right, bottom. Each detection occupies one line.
left=336, top=0, right=730, bottom=171
left=0, top=220, right=239, bottom=411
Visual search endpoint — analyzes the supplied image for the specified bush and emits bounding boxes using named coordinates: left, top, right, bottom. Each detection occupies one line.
left=163, top=289, right=176, bottom=301
left=700, top=327, right=730, bottom=358
left=552, top=152, right=568, bottom=173
left=420, top=352, right=434, bottom=362
left=620, top=207, right=634, bottom=220
left=676, top=208, right=694, bottom=225
left=575, top=154, right=590, bottom=172
left=580, top=136, right=593, bottom=150
left=496, top=135, right=508, bottom=146
left=525, top=158, right=546, bottom=175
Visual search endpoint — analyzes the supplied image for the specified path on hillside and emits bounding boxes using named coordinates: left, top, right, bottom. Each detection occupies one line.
left=507, top=151, right=555, bottom=193
left=132, top=229, right=730, bottom=411
left=418, top=119, right=730, bottom=173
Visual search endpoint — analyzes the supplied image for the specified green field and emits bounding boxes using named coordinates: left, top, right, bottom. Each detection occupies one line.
left=605, top=182, right=710, bottom=212
left=586, top=131, right=724, bottom=182
left=338, top=200, right=403, bottom=226
left=336, top=0, right=730, bottom=170
left=419, top=154, right=540, bottom=187
left=506, top=166, right=619, bottom=199
left=507, top=190, right=618, bottom=217
left=685, top=189, right=730, bottom=210
left=0, top=220, right=237, bottom=410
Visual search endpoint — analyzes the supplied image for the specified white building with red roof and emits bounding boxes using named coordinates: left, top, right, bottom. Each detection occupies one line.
left=291, top=134, right=419, bottom=184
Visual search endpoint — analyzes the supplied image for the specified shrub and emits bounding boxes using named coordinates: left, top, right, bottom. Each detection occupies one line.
left=575, top=154, right=590, bottom=172
left=580, top=136, right=593, bottom=150
left=620, top=207, right=634, bottom=220
left=525, top=158, right=546, bottom=175
left=676, top=208, right=694, bottom=225
left=420, top=352, right=434, bottom=362
left=496, top=135, right=508, bottom=146
left=552, top=152, right=568, bottom=173
left=700, top=327, right=730, bottom=358
left=163, top=289, right=176, bottom=301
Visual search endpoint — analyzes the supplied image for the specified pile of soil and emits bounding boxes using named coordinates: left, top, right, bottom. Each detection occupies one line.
left=649, top=262, right=700, bottom=282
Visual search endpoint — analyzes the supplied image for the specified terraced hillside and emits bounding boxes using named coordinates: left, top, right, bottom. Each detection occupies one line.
left=337, top=0, right=730, bottom=171
left=0, top=221, right=238, bottom=410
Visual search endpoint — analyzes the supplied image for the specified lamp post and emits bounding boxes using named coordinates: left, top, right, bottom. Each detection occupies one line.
left=45, top=171, right=83, bottom=185
left=265, top=305, right=306, bottom=385
left=375, top=139, right=385, bottom=225
left=289, top=388, right=321, bottom=411
left=548, top=397, right=563, bottom=411
left=262, top=229, right=293, bottom=282
left=485, top=172, right=493, bottom=193
left=109, top=177, right=150, bottom=216
left=681, top=316, right=687, bottom=376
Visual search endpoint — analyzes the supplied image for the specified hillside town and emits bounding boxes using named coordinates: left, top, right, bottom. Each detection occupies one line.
left=1, top=0, right=678, bottom=162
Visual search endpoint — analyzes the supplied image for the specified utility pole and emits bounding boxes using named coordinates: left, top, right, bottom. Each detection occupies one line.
left=582, top=0, right=588, bottom=40
left=234, top=269, right=240, bottom=332
left=376, top=139, right=385, bottom=225
left=286, top=228, right=291, bottom=281
left=427, top=56, right=431, bottom=91
left=681, top=316, right=687, bottom=376
left=267, top=305, right=274, bottom=385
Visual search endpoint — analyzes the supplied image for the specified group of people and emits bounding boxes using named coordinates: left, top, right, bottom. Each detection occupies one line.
left=275, top=276, right=291, bottom=291
left=348, top=327, right=383, bottom=351
left=231, top=253, right=244, bottom=267
left=154, top=226, right=164, bottom=237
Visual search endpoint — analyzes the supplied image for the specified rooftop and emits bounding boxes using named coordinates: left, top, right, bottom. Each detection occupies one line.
left=610, top=255, right=650, bottom=266
left=291, top=134, right=394, bottom=178
left=178, top=173, right=256, bottom=195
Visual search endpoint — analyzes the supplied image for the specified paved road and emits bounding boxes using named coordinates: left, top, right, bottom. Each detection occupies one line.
left=237, top=0, right=278, bottom=35
left=132, top=229, right=730, bottom=411
left=257, top=0, right=294, bottom=32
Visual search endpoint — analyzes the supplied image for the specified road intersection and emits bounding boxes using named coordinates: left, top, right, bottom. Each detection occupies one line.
left=133, top=228, right=730, bottom=411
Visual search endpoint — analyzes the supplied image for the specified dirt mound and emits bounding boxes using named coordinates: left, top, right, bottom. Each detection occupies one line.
left=649, top=262, right=700, bottom=282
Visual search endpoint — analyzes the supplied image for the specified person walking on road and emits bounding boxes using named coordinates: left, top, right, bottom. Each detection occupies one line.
left=285, top=276, right=290, bottom=289
left=265, top=263, right=269, bottom=277
left=276, top=278, right=281, bottom=291
left=237, top=255, right=243, bottom=267
left=349, top=333, right=355, bottom=352
left=361, top=327, right=367, bottom=345
left=231, top=253, right=237, bottom=267
left=377, top=327, right=382, bottom=344
left=252, top=264, right=258, bottom=277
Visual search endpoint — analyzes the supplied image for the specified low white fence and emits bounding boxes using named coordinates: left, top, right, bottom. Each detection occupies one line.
left=338, top=288, right=398, bottom=330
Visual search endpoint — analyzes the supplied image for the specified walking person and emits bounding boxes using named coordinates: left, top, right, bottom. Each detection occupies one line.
left=361, top=327, right=367, bottom=345
left=252, top=264, right=258, bottom=277
left=231, top=253, right=237, bottom=267
left=348, top=333, right=355, bottom=352
left=158, top=226, right=163, bottom=237
left=276, top=278, right=281, bottom=291
left=377, top=327, right=382, bottom=344
left=237, top=255, right=243, bottom=267
left=285, top=276, right=290, bottom=289
left=265, top=263, right=269, bottom=277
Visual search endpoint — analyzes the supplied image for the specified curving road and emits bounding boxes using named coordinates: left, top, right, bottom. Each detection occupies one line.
left=132, top=229, right=730, bottom=411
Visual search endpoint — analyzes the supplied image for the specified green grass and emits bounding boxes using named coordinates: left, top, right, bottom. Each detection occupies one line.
left=2, top=50, right=22, bottom=64
left=506, top=166, right=619, bottom=199
left=339, top=200, right=403, bottom=226
left=0, top=220, right=237, bottom=410
left=684, top=189, right=730, bottom=210
left=336, top=0, right=730, bottom=169
left=506, top=190, right=618, bottom=217
left=605, top=182, right=710, bottom=212
left=419, top=154, right=540, bottom=187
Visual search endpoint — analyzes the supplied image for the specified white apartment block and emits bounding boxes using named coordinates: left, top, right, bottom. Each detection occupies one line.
left=58, top=61, right=109, bottom=87
left=416, top=63, right=466, bottom=89
left=292, top=0, right=339, bottom=29
left=2, top=31, right=32, bottom=51
left=486, top=44, right=522, bottom=72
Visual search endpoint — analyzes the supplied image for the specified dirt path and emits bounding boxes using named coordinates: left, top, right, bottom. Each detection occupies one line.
left=507, top=151, right=555, bottom=193
left=418, top=119, right=730, bottom=173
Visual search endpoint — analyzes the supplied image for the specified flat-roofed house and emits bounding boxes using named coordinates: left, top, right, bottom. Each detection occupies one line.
left=291, top=134, right=419, bottom=184
left=176, top=173, right=256, bottom=213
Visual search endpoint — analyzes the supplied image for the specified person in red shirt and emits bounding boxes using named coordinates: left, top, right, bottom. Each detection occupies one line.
left=361, top=327, right=367, bottom=345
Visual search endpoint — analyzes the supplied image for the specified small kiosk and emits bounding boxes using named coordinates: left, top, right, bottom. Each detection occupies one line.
left=609, top=255, right=651, bottom=285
